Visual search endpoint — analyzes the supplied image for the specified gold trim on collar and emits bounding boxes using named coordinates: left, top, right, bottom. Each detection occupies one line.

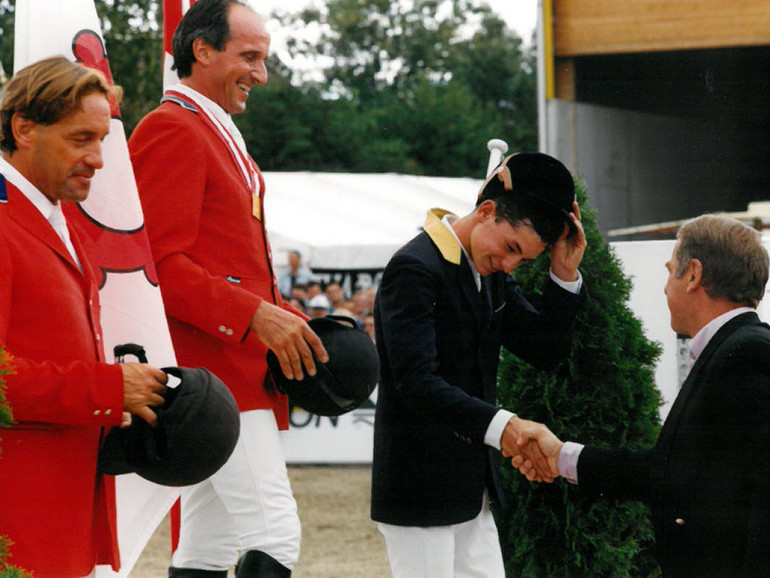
left=424, top=208, right=462, bottom=265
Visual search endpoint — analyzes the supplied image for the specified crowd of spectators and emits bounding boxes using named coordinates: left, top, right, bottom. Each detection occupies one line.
left=279, top=251, right=377, bottom=340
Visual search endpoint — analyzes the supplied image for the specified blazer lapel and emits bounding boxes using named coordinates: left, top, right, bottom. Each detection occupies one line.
left=6, top=183, right=83, bottom=274
left=658, top=311, right=759, bottom=446
left=456, top=254, right=490, bottom=330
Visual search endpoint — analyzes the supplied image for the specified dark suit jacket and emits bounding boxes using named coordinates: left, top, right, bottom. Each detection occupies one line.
left=579, top=311, right=770, bottom=577
left=371, top=209, right=585, bottom=526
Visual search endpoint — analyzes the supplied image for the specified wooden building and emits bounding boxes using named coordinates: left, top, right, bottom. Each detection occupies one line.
left=540, top=0, right=770, bottom=233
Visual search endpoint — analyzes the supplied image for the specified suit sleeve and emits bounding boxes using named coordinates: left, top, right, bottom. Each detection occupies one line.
left=0, top=236, right=123, bottom=427
left=129, top=112, right=262, bottom=343
left=500, top=275, right=586, bottom=370
left=577, top=445, right=660, bottom=503
left=377, top=251, right=499, bottom=432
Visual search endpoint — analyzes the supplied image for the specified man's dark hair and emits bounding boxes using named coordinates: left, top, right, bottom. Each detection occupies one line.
left=476, top=153, right=575, bottom=246
left=171, top=0, right=251, bottom=78
left=479, top=194, right=567, bottom=246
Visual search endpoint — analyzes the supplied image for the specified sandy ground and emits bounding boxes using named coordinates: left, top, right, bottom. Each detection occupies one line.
left=130, top=465, right=391, bottom=577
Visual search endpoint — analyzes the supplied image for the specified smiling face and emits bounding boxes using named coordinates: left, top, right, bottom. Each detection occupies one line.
left=18, top=92, right=111, bottom=204
left=198, top=4, right=270, bottom=114
left=468, top=201, right=547, bottom=276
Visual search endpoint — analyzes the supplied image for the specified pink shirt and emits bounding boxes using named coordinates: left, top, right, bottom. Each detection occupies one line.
left=559, top=306, right=755, bottom=483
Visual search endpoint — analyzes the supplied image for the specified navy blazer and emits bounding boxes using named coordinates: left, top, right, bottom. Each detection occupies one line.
left=579, top=311, right=770, bottom=577
left=371, top=210, right=585, bottom=526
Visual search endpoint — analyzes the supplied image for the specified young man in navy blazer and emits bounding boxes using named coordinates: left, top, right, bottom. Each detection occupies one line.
left=371, top=152, right=587, bottom=577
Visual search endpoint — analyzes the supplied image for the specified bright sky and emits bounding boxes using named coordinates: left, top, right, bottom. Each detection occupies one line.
left=250, top=0, right=538, bottom=42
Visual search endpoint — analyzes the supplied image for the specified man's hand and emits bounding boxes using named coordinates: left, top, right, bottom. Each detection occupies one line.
left=121, top=362, right=168, bottom=426
left=501, top=416, right=560, bottom=482
left=251, top=301, right=329, bottom=381
left=550, top=201, right=587, bottom=282
left=510, top=420, right=564, bottom=482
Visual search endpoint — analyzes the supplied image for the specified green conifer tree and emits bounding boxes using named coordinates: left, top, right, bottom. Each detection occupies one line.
left=0, top=348, right=31, bottom=578
left=496, top=184, right=664, bottom=577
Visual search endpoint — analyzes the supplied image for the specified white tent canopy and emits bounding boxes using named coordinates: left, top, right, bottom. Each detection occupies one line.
left=263, top=172, right=483, bottom=273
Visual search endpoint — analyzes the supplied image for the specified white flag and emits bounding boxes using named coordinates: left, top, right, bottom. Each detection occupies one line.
left=163, top=0, right=194, bottom=88
left=13, top=1, right=180, bottom=576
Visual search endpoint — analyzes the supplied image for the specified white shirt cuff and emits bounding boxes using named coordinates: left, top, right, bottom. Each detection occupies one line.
left=558, top=441, right=584, bottom=484
left=549, top=269, right=582, bottom=294
left=485, top=409, right=515, bottom=450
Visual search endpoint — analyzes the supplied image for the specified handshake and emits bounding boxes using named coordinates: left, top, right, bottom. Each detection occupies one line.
left=501, top=416, right=563, bottom=483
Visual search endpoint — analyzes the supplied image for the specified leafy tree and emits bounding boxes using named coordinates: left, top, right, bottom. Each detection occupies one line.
left=276, top=0, right=537, bottom=174
left=98, top=0, right=163, bottom=134
left=1, top=0, right=537, bottom=175
left=496, top=184, right=664, bottom=577
left=0, top=1, right=162, bottom=134
left=0, top=349, right=31, bottom=578
left=0, top=1, right=14, bottom=83
left=451, top=13, right=538, bottom=151
left=0, top=348, right=11, bottom=439
left=0, top=536, right=32, bottom=578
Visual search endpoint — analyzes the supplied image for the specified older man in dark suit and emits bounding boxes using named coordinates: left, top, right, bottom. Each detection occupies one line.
left=518, top=214, right=770, bottom=577
left=371, top=152, right=587, bottom=577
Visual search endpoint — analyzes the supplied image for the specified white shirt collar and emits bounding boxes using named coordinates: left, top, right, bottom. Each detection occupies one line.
left=441, top=213, right=481, bottom=291
left=689, top=306, right=755, bottom=362
left=0, top=156, right=58, bottom=222
left=168, top=83, right=248, bottom=156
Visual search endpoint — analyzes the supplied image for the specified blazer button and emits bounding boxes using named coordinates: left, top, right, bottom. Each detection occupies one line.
left=93, top=410, right=101, bottom=416
left=675, top=518, right=685, bottom=526
left=219, top=325, right=227, bottom=333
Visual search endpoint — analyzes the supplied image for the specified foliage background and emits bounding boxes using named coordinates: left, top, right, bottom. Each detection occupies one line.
left=0, top=0, right=536, bottom=176
left=0, top=349, right=30, bottom=578
left=495, top=184, right=664, bottom=577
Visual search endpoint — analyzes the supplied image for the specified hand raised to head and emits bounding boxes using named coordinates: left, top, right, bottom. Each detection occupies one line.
left=550, top=200, right=587, bottom=282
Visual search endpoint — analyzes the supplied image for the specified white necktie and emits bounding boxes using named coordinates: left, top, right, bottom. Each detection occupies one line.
left=49, top=207, right=82, bottom=270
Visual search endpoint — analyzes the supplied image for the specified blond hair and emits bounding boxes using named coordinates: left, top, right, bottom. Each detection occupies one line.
left=0, top=56, right=122, bottom=153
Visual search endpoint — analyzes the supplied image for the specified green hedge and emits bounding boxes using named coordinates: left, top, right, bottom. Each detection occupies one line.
left=496, top=184, right=664, bottom=577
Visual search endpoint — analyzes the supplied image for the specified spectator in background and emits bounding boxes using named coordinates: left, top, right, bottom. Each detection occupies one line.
left=325, top=282, right=346, bottom=311
left=363, top=287, right=377, bottom=312
left=287, top=297, right=307, bottom=317
left=363, top=313, right=376, bottom=342
left=278, top=249, right=312, bottom=298
left=306, top=280, right=323, bottom=299
left=308, top=294, right=331, bottom=319
left=350, top=289, right=371, bottom=326
left=290, top=283, right=308, bottom=307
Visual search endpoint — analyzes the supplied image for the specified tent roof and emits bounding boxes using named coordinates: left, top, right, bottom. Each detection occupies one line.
left=263, top=172, right=482, bottom=270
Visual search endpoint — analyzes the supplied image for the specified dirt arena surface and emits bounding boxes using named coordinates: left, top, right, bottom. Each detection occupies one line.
left=131, top=465, right=391, bottom=577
